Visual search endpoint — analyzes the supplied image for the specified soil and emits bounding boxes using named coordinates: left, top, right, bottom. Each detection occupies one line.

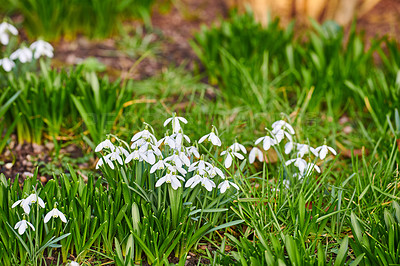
left=53, top=0, right=229, bottom=80
left=0, top=136, right=89, bottom=183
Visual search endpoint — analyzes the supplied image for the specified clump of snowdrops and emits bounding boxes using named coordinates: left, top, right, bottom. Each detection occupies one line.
left=9, top=188, right=70, bottom=265
left=95, top=113, right=241, bottom=195
left=94, top=114, right=244, bottom=262
left=0, top=20, right=53, bottom=73
left=248, top=117, right=337, bottom=189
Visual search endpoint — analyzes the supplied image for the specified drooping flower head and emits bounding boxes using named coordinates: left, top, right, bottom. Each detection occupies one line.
left=0, top=22, right=18, bottom=45
left=44, top=203, right=67, bottom=223
left=163, top=113, right=187, bottom=134
left=14, top=218, right=35, bottom=235
left=30, top=40, right=54, bottom=59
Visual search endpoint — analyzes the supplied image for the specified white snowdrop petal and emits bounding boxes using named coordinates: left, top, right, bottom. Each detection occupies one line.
left=255, top=136, right=264, bottom=145
left=155, top=177, right=166, bottom=187
left=285, top=159, right=296, bottom=166
left=328, top=146, right=337, bottom=155
left=319, top=147, right=328, bottom=160
left=12, top=200, right=23, bottom=208
left=38, top=197, right=45, bottom=208
left=163, top=118, right=172, bottom=127
left=284, top=142, right=293, bottom=154
left=224, top=154, right=232, bottom=168
left=44, top=210, right=53, bottom=223
left=234, top=152, right=244, bottom=160
left=178, top=117, right=188, bottom=124
left=171, top=178, right=181, bottom=190
left=59, top=211, right=67, bottom=223
left=27, top=221, right=35, bottom=230
left=18, top=222, right=27, bottom=235
left=198, top=134, right=208, bottom=144
left=230, top=182, right=239, bottom=190
left=14, top=221, right=22, bottom=230
left=239, top=144, right=247, bottom=154
left=249, top=150, right=256, bottom=164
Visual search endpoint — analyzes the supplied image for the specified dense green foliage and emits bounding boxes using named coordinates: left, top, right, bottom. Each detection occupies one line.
left=0, top=0, right=155, bottom=39
left=1, top=8, right=400, bottom=266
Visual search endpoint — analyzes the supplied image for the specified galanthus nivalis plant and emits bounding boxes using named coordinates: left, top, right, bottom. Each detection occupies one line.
left=94, top=113, right=244, bottom=262
left=0, top=20, right=53, bottom=73
left=8, top=188, right=70, bottom=264
left=95, top=113, right=240, bottom=195
left=249, top=117, right=337, bottom=188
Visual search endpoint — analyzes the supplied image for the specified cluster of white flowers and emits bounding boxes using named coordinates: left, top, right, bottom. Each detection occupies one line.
left=0, top=21, right=53, bottom=72
left=11, top=192, right=67, bottom=235
left=95, top=114, right=240, bottom=194
left=249, top=119, right=337, bottom=188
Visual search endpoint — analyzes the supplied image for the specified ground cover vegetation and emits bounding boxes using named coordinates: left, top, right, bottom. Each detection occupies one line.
left=0, top=6, right=400, bottom=266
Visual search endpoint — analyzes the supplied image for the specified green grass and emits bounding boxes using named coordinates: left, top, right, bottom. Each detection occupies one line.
left=0, top=0, right=155, bottom=39
left=1, top=10, right=400, bottom=265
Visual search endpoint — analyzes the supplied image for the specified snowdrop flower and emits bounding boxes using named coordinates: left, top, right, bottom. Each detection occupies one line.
left=220, top=150, right=244, bottom=168
left=95, top=139, right=115, bottom=152
left=163, top=114, right=187, bottom=133
left=285, top=141, right=294, bottom=154
left=272, top=128, right=293, bottom=144
left=0, top=58, right=15, bottom=72
left=285, top=157, right=307, bottom=174
left=131, top=128, right=157, bottom=144
left=198, top=126, right=221, bottom=146
left=67, top=262, right=79, bottom=266
left=315, top=144, right=337, bottom=160
left=107, top=147, right=129, bottom=166
left=220, top=141, right=246, bottom=168
left=171, top=132, right=191, bottom=152
left=12, top=199, right=32, bottom=215
left=229, top=142, right=247, bottom=154
left=207, top=165, right=225, bottom=179
left=295, top=163, right=321, bottom=180
left=186, top=146, right=200, bottom=158
left=14, top=219, right=35, bottom=235
left=164, top=152, right=190, bottom=168
left=157, top=134, right=176, bottom=149
left=297, top=143, right=318, bottom=158
left=44, top=206, right=67, bottom=223
left=272, top=179, right=290, bottom=192
left=0, top=22, right=18, bottom=45
left=271, top=120, right=295, bottom=135
left=268, top=120, right=295, bottom=144
left=10, top=47, right=33, bottom=63
left=15, top=193, right=45, bottom=214
left=249, top=147, right=264, bottom=164
left=185, top=173, right=202, bottom=188
left=218, top=180, right=239, bottom=193
left=200, top=177, right=216, bottom=191
left=305, top=163, right=321, bottom=175
left=131, top=138, right=147, bottom=149
left=283, top=179, right=290, bottom=189
left=165, top=163, right=187, bottom=176
left=30, top=40, right=54, bottom=59
left=255, top=135, right=276, bottom=151
left=25, top=193, right=45, bottom=207
left=96, top=154, right=115, bottom=169
left=188, top=158, right=212, bottom=172
left=155, top=172, right=185, bottom=190
left=125, top=149, right=148, bottom=164
left=150, top=160, right=167, bottom=173
left=137, top=144, right=160, bottom=165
